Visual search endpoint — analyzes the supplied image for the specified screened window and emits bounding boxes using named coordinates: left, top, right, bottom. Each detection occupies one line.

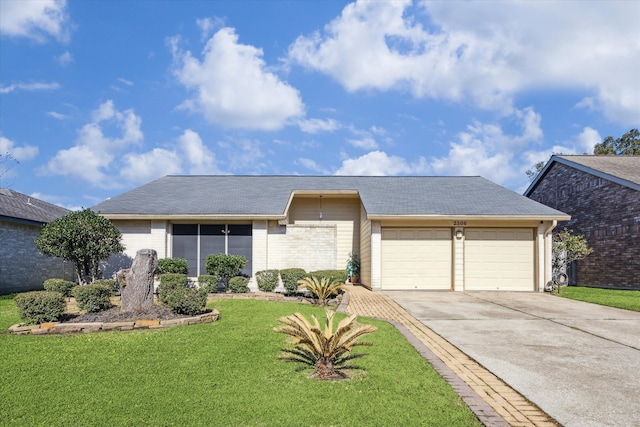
left=172, top=224, right=252, bottom=277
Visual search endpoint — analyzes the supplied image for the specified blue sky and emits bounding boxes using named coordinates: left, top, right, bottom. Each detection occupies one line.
left=1, top=0, right=638, bottom=210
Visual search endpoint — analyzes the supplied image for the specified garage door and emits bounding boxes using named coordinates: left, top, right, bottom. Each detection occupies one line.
left=464, top=228, right=534, bottom=291
left=381, top=228, right=452, bottom=290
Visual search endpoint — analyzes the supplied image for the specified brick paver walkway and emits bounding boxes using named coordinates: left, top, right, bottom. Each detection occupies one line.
left=342, top=285, right=559, bottom=427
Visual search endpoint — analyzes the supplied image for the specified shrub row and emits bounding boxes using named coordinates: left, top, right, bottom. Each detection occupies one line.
left=43, top=278, right=76, bottom=297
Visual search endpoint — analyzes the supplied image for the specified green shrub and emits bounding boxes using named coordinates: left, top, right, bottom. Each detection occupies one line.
left=256, top=270, right=279, bottom=292
left=156, top=258, right=189, bottom=275
left=228, top=276, right=249, bottom=293
left=163, top=287, right=207, bottom=316
left=280, top=268, right=307, bottom=295
left=14, top=291, right=66, bottom=324
left=43, top=278, right=76, bottom=297
left=73, top=284, right=113, bottom=313
left=197, top=275, right=219, bottom=293
left=205, top=254, right=248, bottom=287
left=91, top=279, right=118, bottom=295
left=158, top=273, right=188, bottom=303
left=307, top=270, right=347, bottom=283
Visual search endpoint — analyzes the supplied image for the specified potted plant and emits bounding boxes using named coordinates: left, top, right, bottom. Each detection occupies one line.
left=346, top=252, right=360, bottom=284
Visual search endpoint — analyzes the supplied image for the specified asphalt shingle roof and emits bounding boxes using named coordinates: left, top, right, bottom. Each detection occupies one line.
left=555, top=155, right=640, bottom=187
left=92, top=176, right=567, bottom=218
left=0, top=188, right=70, bottom=224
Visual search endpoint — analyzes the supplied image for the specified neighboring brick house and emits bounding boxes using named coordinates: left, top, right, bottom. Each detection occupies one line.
left=525, top=155, right=640, bottom=289
left=0, top=189, right=75, bottom=294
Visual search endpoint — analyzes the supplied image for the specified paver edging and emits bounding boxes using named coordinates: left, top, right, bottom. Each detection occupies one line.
left=8, top=309, right=220, bottom=335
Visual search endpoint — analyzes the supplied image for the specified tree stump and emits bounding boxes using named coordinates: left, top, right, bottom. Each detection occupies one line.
left=121, top=249, right=158, bottom=312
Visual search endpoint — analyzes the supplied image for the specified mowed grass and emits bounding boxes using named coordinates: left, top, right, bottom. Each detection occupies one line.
left=560, top=286, right=640, bottom=312
left=0, top=295, right=480, bottom=427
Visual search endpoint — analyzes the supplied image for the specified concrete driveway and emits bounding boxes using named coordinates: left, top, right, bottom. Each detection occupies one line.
left=384, top=291, right=640, bottom=427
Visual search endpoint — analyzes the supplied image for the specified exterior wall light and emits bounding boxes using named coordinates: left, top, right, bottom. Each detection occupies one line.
left=455, top=230, right=464, bottom=240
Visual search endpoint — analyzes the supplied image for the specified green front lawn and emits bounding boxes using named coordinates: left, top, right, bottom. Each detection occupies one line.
left=0, top=295, right=480, bottom=427
left=559, top=286, right=640, bottom=311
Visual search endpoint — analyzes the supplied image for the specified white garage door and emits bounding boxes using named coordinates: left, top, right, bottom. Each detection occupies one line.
left=381, top=228, right=452, bottom=290
left=464, top=228, right=534, bottom=291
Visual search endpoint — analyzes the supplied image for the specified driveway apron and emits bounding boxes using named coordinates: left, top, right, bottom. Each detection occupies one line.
left=384, top=291, right=640, bottom=427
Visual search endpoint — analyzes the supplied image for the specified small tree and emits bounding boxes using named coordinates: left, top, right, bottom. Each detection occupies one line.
left=552, top=228, right=594, bottom=273
left=35, top=208, right=125, bottom=285
left=205, top=254, right=247, bottom=289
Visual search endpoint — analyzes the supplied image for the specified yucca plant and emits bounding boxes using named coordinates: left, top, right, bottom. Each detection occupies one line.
left=297, top=276, right=344, bottom=306
left=274, top=309, right=377, bottom=380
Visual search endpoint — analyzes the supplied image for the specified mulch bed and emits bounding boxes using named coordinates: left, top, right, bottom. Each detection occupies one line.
left=64, top=305, right=191, bottom=323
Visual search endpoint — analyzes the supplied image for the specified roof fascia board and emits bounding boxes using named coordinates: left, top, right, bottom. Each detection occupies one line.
left=0, top=215, right=45, bottom=226
left=99, top=214, right=284, bottom=221
left=367, top=214, right=571, bottom=221
left=554, top=157, right=640, bottom=192
left=525, top=156, right=640, bottom=195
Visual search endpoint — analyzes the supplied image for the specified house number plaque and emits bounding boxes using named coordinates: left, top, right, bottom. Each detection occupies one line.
left=453, top=221, right=467, bottom=226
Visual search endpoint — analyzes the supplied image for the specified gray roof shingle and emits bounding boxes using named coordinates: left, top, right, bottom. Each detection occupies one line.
left=0, top=188, right=70, bottom=224
left=92, top=176, right=567, bottom=218
left=524, top=155, right=640, bottom=195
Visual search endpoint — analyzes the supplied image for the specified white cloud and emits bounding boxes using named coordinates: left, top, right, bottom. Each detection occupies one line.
left=117, top=78, right=133, bottom=86
left=179, top=129, right=219, bottom=174
left=298, top=118, right=340, bottom=134
left=218, top=137, right=264, bottom=172
left=0, top=136, right=39, bottom=161
left=0, top=0, right=70, bottom=42
left=297, top=157, right=326, bottom=173
left=347, top=136, right=378, bottom=150
left=120, top=148, right=182, bottom=184
left=521, top=127, right=602, bottom=172
left=56, top=51, right=72, bottom=65
left=335, top=150, right=427, bottom=175
left=430, top=107, right=544, bottom=185
left=0, top=81, right=60, bottom=94
left=42, top=100, right=144, bottom=187
left=288, top=0, right=640, bottom=124
left=46, top=111, right=68, bottom=120
left=172, top=27, right=305, bottom=130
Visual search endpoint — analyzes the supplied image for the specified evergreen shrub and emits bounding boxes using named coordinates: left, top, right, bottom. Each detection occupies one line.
left=256, top=270, right=279, bottom=292
left=14, top=291, right=66, bottom=324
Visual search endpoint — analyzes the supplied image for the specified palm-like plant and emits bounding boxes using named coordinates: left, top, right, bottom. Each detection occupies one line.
left=297, top=276, right=343, bottom=306
left=274, top=309, right=377, bottom=380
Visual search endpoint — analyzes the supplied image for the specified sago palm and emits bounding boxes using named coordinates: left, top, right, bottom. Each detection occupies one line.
left=297, top=276, right=343, bottom=306
left=274, top=309, right=377, bottom=380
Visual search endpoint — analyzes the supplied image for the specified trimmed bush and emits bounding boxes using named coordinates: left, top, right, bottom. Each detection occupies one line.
left=43, top=278, right=76, bottom=298
left=256, top=270, right=279, bottom=292
left=14, top=291, right=66, bottom=324
left=308, top=270, right=348, bottom=283
left=280, top=268, right=307, bottom=295
left=158, top=273, right=188, bottom=304
left=205, top=254, right=247, bottom=287
left=197, top=275, right=219, bottom=293
left=73, top=284, right=113, bottom=313
left=156, top=258, right=189, bottom=275
left=228, top=276, right=249, bottom=293
left=164, top=287, right=207, bottom=316
left=92, top=279, right=119, bottom=295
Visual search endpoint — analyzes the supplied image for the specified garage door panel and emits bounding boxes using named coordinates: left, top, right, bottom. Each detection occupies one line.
left=465, top=228, right=534, bottom=291
left=382, top=228, right=452, bottom=290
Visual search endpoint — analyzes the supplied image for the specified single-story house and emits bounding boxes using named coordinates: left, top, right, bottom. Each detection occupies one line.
left=525, top=155, right=640, bottom=289
left=92, top=175, right=569, bottom=292
left=0, top=188, right=75, bottom=294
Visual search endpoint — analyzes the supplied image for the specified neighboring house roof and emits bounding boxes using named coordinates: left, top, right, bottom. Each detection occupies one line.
left=525, top=155, right=640, bottom=195
left=0, top=188, right=70, bottom=225
left=92, top=175, right=568, bottom=220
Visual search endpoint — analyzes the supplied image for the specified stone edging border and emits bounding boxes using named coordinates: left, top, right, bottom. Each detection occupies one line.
left=8, top=310, right=220, bottom=335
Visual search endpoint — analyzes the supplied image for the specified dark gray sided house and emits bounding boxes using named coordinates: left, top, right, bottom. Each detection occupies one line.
left=0, top=189, right=75, bottom=294
left=525, top=155, right=640, bottom=289
left=93, top=175, right=569, bottom=292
